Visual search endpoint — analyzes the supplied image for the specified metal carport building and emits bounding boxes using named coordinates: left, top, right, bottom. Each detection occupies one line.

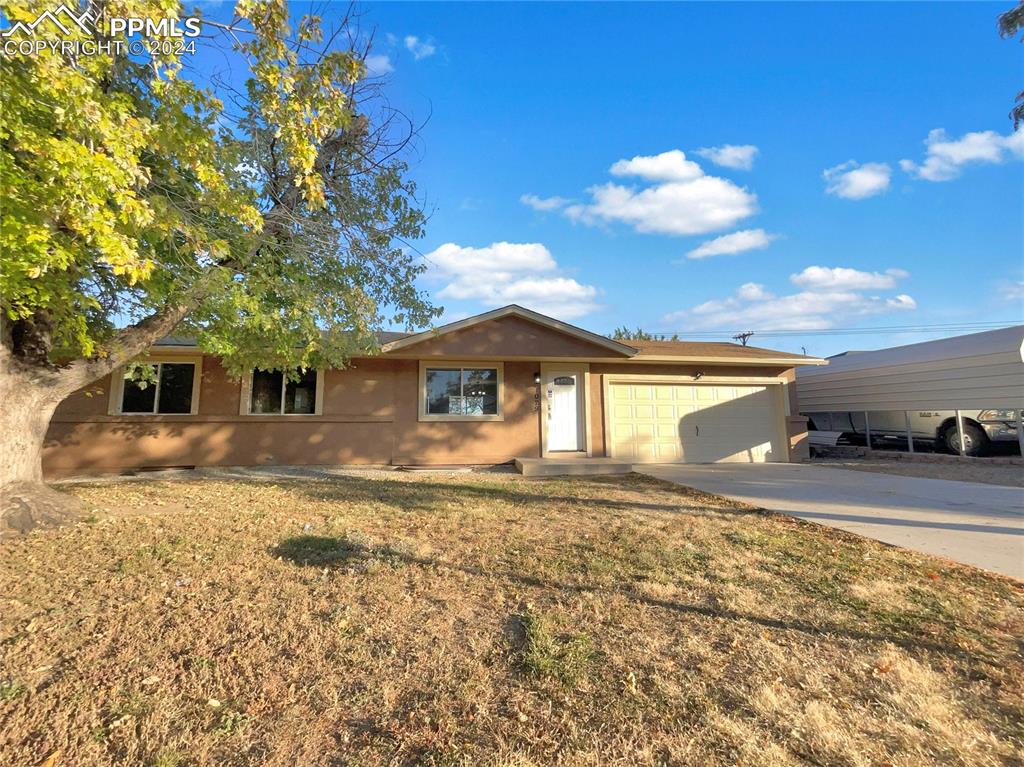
left=795, top=326, right=1024, bottom=455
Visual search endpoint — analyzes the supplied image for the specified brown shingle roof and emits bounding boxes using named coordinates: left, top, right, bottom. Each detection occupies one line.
left=625, top=339, right=817, bottom=361
left=155, top=330, right=411, bottom=347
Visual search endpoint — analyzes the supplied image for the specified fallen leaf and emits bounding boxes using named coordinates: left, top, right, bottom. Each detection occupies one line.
left=39, top=749, right=62, bottom=767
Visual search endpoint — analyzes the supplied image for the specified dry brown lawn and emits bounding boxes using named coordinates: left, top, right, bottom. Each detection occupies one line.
left=1, top=472, right=1022, bottom=767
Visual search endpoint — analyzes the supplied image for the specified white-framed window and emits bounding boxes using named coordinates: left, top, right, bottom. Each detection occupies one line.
left=240, top=368, right=324, bottom=416
left=418, top=362, right=503, bottom=422
left=108, top=356, right=203, bottom=415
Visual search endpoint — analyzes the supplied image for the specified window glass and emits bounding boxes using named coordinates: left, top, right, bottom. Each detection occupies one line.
left=425, top=367, right=498, bottom=416
left=121, top=364, right=158, bottom=413
left=426, top=369, right=462, bottom=414
left=250, top=368, right=317, bottom=414
left=121, top=363, right=196, bottom=414
left=158, top=363, right=194, bottom=414
left=462, top=368, right=498, bottom=415
left=284, top=368, right=317, bottom=414
left=251, top=369, right=284, bottom=414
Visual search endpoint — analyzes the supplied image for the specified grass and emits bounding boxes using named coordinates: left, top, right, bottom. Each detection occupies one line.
left=1, top=471, right=1021, bottom=766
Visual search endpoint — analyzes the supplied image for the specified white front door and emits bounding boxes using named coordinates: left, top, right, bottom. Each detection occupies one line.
left=546, top=371, right=581, bottom=452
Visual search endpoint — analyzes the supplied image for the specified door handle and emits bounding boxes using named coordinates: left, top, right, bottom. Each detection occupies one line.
left=696, top=425, right=700, bottom=436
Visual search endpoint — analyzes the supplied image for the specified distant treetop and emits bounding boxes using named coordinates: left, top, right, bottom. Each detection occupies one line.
left=610, top=327, right=680, bottom=342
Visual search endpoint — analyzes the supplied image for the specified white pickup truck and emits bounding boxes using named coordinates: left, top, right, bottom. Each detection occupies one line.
left=803, top=409, right=1021, bottom=456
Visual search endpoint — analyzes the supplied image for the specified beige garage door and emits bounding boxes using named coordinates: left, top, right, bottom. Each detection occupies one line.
left=608, top=382, right=784, bottom=463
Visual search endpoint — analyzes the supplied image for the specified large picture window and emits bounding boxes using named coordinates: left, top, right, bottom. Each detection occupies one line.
left=116, top=361, right=198, bottom=415
left=248, top=368, right=319, bottom=415
left=421, top=364, right=502, bottom=420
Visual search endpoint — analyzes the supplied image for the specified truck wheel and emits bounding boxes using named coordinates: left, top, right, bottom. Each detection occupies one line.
left=942, top=423, right=987, bottom=456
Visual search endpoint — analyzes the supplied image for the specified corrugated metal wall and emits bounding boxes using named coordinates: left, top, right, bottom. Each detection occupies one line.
left=796, top=327, right=1024, bottom=411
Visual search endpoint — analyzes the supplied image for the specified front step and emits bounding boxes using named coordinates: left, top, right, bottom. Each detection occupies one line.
left=514, top=457, right=633, bottom=477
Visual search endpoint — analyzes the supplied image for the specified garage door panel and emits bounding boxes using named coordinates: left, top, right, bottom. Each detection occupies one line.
left=655, top=404, right=675, bottom=419
left=609, top=382, right=783, bottom=464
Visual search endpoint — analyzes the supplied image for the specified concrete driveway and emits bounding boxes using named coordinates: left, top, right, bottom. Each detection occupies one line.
left=638, top=463, right=1024, bottom=580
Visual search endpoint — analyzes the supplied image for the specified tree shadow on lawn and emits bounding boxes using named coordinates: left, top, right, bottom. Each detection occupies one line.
left=270, top=535, right=366, bottom=567
left=269, top=534, right=1001, bottom=670
left=284, top=473, right=757, bottom=519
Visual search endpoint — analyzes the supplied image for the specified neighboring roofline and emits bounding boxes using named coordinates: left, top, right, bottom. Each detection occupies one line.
left=380, top=304, right=639, bottom=357
left=625, top=354, right=827, bottom=366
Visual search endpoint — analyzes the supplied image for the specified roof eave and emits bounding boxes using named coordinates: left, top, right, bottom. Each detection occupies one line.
left=630, top=355, right=828, bottom=366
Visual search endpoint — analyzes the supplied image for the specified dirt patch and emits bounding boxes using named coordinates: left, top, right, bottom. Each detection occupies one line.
left=1, top=472, right=1021, bottom=766
left=812, top=458, right=1024, bottom=487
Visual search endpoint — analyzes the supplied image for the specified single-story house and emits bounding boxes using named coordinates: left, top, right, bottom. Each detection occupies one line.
left=43, top=305, right=826, bottom=476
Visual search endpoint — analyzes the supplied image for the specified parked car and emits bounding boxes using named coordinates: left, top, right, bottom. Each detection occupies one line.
left=804, top=409, right=1021, bottom=456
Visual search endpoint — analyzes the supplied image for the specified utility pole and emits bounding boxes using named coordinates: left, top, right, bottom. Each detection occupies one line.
left=732, top=331, right=754, bottom=347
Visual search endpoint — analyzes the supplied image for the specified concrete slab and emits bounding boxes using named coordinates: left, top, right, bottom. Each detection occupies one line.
left=637, top=463, right=1024, bottom=580
left=514, top=457, right=632, bottom=477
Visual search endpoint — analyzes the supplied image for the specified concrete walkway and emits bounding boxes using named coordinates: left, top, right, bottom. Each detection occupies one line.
left=637, top=463, right=1024, bottom=580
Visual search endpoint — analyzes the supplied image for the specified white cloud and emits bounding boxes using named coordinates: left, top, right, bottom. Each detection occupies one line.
left=683, top=228, right=778, bottom=260
left=425, top=242, right=601, bottom=319
left=823, top=161, right=891, bottom=200
left=610, top=150, right=704, bottom=182
left=696, top=144, right=759, bottom=170
left=999, top=280, right=1024, bottom=303
left=662, top=266, right=914, bottom=330
left=404, top=35, right=436, bottom=60
left=737, top=282, right=773, bottom=301
left=790, top=266, right=908, bottom=291
left=520, top=194, right=570, bottom=212
left=885, top=294, right=917, bottom=311
left=565, top=164, right=759, bottom=240
left=900, top=128, right=1024, bottom=181
left=536, top=149, right=760, bottom=237
left=565, top=177, right=757, bottom=236
left=364, top=54, right=393, bottom=76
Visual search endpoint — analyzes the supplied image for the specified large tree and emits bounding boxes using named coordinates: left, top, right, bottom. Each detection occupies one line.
left=0, top=0, right=439, bottom=530
left=999, top=1, right=1024, bottom=127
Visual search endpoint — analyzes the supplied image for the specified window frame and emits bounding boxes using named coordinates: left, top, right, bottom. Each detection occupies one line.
left=418, top=361, right=504, bottom=422
left=239, top=368, right=325, bottom=416
left=108, top=355, right=203, bottom=416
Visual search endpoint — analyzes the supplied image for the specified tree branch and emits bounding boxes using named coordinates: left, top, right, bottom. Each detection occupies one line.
left=60, top=277, right=218, bottom=393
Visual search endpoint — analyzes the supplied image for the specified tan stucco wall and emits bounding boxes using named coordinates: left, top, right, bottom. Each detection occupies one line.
left=43, top=355, right=546, bottom=476
left=44, top=355, right=398, bottom=475
left=43, top=350, right=801, bottom=476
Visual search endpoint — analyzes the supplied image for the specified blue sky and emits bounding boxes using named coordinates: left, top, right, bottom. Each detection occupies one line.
left=205, top=1, right=1023, bottom=356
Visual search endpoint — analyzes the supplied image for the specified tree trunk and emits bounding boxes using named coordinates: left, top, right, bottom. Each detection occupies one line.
left=1, top=290, right=209, bottom=533
left=0, top=365, right=84, bottom=534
